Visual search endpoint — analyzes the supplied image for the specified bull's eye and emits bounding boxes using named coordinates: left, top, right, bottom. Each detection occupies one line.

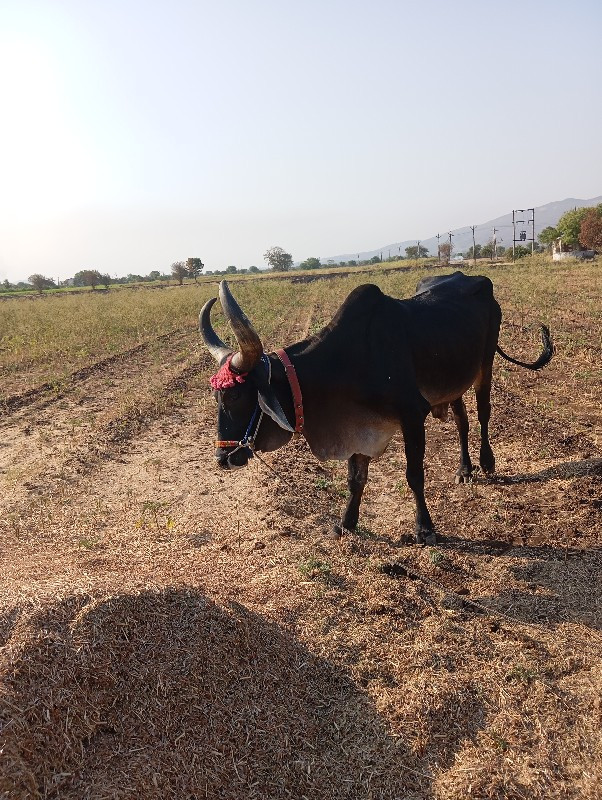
left=228, top=388, right=241, bottom=402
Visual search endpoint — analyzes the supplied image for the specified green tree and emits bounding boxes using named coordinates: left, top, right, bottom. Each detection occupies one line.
left=248, top=265, right=260, bottom=273
left=148, top=270, right=161, bottom=281
left=579, top=207, right=602, bottom=250
left=100, top=273, right=111, bottom=289
left=465, top=244, right=482, bottom=260
left=404, top=245, right=429, bottom=259
left=186, top=257, right=204, bottom=282
left=28, top=274, right=55, bottom=293
left=538, top=226, right=559, bottom=248
left=512, top=245, right=532, bottom=259
left=225, top=265, right=238, bottom=274
left=73, top=269, right=102, bottom=289
left=556, top=207, right=590, bottom=248
left=171, top=261, right=188, bottom=285
left=264, top=246, right=293, bottom=272
left=299, top=257, right=322, bottom=270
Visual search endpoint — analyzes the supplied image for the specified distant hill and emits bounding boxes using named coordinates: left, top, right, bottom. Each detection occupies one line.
left=325, top=196, right=602, bottom=262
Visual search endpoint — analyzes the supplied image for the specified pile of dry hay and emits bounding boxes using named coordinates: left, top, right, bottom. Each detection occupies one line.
left=0, top=587, right=427, bottom=800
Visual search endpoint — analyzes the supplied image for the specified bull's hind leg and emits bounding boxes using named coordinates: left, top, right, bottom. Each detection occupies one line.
left=451, top=396, right=473, bottom=483
left=334, top=454, right=370, bottom=536
left=475, top=365, right=495, bottom=474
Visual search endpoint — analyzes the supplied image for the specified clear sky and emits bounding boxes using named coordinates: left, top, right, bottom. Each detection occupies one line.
left=1, top=0, right=601, bottom=283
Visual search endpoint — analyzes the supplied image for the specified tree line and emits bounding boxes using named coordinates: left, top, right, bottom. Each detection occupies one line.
left=537, top=204, right=602, bottom=251
left=5, top=209, right=600, bottom=295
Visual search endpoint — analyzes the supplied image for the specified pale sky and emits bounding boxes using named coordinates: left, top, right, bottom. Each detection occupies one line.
left=1, top=0, right=601, bottom=283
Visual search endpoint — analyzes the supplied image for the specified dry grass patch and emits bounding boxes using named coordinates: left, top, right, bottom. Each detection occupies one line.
left=1, top=256, right=601, bottom=799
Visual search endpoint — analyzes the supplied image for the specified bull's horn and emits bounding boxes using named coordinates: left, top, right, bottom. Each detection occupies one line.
left=219, top=281, right=263, bottom=372
left=199, top=297, right=232, bottom=364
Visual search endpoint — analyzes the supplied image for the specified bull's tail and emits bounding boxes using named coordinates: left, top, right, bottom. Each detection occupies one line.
left=496, top=324, right=554, bottom=371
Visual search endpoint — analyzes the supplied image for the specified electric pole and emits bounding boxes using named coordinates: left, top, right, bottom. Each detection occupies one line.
left=436, top=233, right=441, bottom=264
left=512, top=210, right=524, bottom=261
left=529, top=208, right=535, bottom=254
left=492, top=227, right=498, bottom=261
left=470, top=226, right=477, bottom=264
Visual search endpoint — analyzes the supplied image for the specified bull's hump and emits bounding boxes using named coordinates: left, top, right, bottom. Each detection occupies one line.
left=414, top=271, right=492, bottom=298
left=332, top=284, right=384, bottom=322
left=343, top=283, right=384, bottom=306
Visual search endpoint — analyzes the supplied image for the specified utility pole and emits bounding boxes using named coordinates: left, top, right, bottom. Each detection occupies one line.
left=470, top=226, right=477, bottom=265
left=512, top=210, right=524, bottom=260
left=528, top=208, right=535, bottom=254
left=417, top=241, right=421, bottom=260
left=448, top=231, right=454, bottom=262
left=492, top=227, right=498, bottom=261
left=436, top=233, right=441, bottom=264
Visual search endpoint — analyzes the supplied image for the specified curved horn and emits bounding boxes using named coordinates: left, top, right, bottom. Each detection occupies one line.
left=219, top=280, right=263, bottom=372
left=199, top=296, right=233, bottom=364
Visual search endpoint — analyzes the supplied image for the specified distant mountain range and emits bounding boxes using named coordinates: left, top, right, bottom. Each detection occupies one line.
left=325, top=196, right=602, bottom=262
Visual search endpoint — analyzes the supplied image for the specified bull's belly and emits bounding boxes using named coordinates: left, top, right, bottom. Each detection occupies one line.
left=420, top=382, right=473, bottom=406
left=419, top=375, right=478, bottom=407
left=414, top=349, right=485, bottom=407
left=309, top=414, right=399, bottom=462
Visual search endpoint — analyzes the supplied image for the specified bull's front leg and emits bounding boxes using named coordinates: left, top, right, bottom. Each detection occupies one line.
left=333, top=453, right=370, bottom=537
left=401, top=411, right=437, bottom=545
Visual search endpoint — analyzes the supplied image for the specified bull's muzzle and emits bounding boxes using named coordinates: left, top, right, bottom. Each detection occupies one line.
left=215, top=446, right=252, bottom=470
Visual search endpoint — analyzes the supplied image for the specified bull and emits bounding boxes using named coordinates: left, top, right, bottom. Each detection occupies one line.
left=200, top=271, right=553, bottom=545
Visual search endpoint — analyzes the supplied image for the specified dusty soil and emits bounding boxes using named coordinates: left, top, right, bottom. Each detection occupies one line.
left=1, top=283, right=601, bottom=799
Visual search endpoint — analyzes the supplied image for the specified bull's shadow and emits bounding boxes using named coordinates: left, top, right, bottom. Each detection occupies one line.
left=431, top=538, right=602, bottom=632
left=470, top=548, right=602, bottom=632
left=482, top=457, right=602, bottom=485
left=2, top=588, right=441, bottom=800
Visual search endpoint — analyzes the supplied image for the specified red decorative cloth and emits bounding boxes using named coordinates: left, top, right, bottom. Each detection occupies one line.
left=210, top=355, right=248, bottom=390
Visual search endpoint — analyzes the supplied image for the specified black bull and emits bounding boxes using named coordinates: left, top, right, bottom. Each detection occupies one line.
left=200, top=271, right=553, bottom=545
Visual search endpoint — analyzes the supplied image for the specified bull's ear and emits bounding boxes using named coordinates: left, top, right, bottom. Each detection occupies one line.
left=258, top=387, right=295, bottom=432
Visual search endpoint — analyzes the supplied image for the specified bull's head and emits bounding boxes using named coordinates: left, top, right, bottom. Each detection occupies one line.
left=200, top=281, right=294, bottom=469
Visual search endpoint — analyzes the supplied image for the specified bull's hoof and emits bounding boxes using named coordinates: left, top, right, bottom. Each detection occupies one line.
left=454, top=469, right=472, bottom=484
left=479, top=448, right=495, bottom=475
left=415, top=529, right=438, bottom=546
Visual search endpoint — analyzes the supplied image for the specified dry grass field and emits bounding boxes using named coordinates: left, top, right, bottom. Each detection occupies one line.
left=1, top=257, right=601, bottom=799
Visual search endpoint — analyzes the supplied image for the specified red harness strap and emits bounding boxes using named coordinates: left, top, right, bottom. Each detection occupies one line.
left=275, top=348, right=304, bottom=435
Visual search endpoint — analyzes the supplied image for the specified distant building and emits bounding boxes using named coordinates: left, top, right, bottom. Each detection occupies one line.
left=552, top=238, right=595, bottom=261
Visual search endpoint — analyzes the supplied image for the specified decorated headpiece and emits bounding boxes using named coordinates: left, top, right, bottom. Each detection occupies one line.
left=210, top=355, right=248, bottom=391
